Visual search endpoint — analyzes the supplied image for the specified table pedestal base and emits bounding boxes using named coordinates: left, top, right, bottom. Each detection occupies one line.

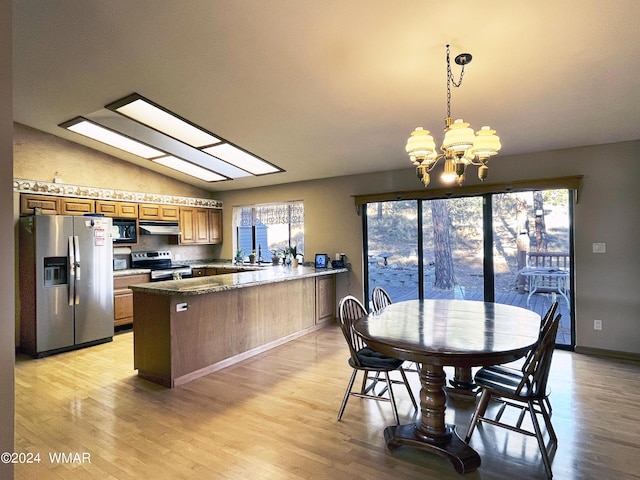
left=446, top=366, right=480, bottom=402
left=384, top=423, right=481, bottom=474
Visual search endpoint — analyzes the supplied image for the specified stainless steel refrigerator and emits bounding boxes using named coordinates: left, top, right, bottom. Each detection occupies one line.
left=19, top=215, right=114, bottom=357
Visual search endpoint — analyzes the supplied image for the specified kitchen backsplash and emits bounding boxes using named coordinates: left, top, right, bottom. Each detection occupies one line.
left=113, top=235, right=220, bottom=269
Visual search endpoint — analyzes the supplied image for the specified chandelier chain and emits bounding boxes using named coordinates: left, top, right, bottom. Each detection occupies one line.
left=446, top=44, right=466, bottom=118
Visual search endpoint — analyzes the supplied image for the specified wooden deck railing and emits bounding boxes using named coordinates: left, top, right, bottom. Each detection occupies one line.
left=527, top=251, right=570, bottom=269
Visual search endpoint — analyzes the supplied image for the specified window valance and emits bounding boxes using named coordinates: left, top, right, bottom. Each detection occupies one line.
left=233, top=201, right=304, bottom=227
left=353, top=176, right=583, bottom=212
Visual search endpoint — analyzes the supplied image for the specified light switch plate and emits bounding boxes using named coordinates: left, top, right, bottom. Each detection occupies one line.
left=592, top=242, right=606, bottom=253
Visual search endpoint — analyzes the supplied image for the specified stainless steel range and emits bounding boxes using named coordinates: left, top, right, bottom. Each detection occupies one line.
left=131, top=250, right=193, bottom=281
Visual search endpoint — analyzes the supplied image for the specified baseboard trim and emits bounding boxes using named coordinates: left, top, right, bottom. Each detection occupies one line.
left=575, top=346, right=640, bottom=362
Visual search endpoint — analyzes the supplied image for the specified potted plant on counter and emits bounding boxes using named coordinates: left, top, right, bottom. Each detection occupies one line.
left=235, top=249, right=244, bottom=265
left=287, top=245, right=300, bottom=267
left=270, top=249, right=282, bottom=266
left=249, top=250, right=257, bottom=264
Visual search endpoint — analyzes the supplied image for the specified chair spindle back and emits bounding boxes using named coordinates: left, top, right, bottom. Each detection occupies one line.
left=338, top=296, right=368, bottom=367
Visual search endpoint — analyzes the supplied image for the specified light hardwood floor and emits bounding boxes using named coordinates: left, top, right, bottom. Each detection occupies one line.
left=14, top=325, right=640, bottom=479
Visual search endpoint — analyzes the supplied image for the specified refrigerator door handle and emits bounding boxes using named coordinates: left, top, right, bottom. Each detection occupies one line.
left=73, top=235, right=81, bottom=305
left=68, top=236, right=75, bottom=306
left=74, top=235, right=81, bottom=281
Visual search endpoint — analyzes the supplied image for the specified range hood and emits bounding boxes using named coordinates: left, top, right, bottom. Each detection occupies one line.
left=139, top=220, right=182, bottom=236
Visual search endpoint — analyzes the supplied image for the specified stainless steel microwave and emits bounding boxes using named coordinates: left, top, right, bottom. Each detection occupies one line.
left=112, top=218, right=138, bottom=244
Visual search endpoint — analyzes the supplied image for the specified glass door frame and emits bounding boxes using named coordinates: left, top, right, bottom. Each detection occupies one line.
left=362, top=190, right=576, bottom=350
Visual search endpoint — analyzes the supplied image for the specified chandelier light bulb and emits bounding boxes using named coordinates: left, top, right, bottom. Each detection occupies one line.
left=440, top=158, right=457, bottom=184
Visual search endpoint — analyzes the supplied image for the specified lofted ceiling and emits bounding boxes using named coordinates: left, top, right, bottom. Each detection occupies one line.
left=12, top=0, right=640, bottom=192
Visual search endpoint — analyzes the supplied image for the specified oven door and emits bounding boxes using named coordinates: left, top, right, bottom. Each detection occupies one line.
left=150, top=267, right=193, bottom=282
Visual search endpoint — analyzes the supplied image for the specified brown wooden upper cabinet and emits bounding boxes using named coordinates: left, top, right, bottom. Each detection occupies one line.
left=208, top=209, right=222, bottom=244
left=20, top=194, right=60, bottom=215
left=60, top=197, right=95, bottom=215
left=96, top=200, right=138, bottom=218
left=179, top=207, right=222, bottom=245
left=20, top=195, right=222, bottom=246
left=138, top=203, right=180, bottom=221
left=20, top=194, right=95, bottom=216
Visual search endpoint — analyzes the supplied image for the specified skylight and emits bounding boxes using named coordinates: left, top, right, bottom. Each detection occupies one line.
left=59, top=117, right=165, bottom=159
left=106, top=94, right=221, bottom=148
left=60, top=93, right=283, bottom=183
left=153, top=156, right=226, bottom=182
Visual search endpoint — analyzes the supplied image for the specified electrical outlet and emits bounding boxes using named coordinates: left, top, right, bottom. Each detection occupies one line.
left=176, top=303, right=189, bottom=312
left=594, top=319, right=603, bottom=331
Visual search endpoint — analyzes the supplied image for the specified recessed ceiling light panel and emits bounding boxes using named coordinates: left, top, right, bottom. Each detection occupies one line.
left=62, top=93, right=283, bottom=182
left=203, top=143, right=281, bottom=175
left=107, top=94, right=221, bottom=148
left=59, top=117, right=165, bottom=159
left=153, top=156, right=227, bottom=182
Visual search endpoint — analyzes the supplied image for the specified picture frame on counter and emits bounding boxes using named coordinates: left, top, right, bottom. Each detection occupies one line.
left=315, top=253, right=329, bottom=269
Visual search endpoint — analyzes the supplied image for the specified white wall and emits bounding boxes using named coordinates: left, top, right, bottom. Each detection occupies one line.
left=216, top=140, right=640, bottom=356
left=1, top=1, right=15, bottom=478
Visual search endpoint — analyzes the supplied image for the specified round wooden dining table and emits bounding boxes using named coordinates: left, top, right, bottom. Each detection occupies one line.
left=354, top=299, right=541, bottom=475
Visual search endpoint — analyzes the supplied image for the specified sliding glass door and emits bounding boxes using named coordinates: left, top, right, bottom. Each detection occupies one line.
left=422, top=197, right=485, bottom=300
left=491, top=190, right=572, bottom=346
left=364, top=189, right=574, bottom=347
left=364, top=201, right=418, bottom=310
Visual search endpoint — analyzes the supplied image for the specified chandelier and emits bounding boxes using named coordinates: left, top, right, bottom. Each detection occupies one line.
left=405, top=45, right=501, bottom=187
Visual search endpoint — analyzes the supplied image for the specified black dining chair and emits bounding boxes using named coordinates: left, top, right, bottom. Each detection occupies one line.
left=337, top=295, right=417, bottom=424
left=479, top=301, right=558, bottom=414
left=371, top=285, right=392, bottom=311
left=371, top=286, right=421, bottom=376
left=465, top=311, right=562, bottom=479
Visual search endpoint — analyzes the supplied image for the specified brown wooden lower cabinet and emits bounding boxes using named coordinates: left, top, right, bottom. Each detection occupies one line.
left=133, top=274, right=338, bottom=387
left=192, top=267, right=240, bottom=277
left=113, top=273, right=150, bottom=327
left=315, top=275, right=336, bottom=324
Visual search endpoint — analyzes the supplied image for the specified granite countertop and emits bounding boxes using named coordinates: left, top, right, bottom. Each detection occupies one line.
left=112, top=262, right=267, bottom=277
left=113, top=268, right=151, bottom=277
left=130, top=265, right=348, bottom=296
left=189, top=262, right=272, bottom=271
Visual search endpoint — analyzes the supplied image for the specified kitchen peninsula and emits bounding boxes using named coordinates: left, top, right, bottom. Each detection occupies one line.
left=131, top=265, right=347, bottom=387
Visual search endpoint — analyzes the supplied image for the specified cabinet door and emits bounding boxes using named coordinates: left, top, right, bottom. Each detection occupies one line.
left=139, top=203, right=178, bottom=220
left=96, top=201, right=118, bottom=217
left=138, top=204, right=162, bottom=220
left=179, top=208, right=196, bottom=244
left=20, top=194, right=60, bottom=215
left=208, top=209, right=223, bottom=244
left=195, top=209, right=210, bottom=243
left=118, top=202, right=139, bottom=218
left=315, top=276, right=336, bottom=324
left=180, top=207, right=210, bottom=244
left=114, top=290, right=134, bottom=326
left=160, top=205, right=180, bottom=221
left=60, top=198, right=95, bottom=215
left=113, top=274, right=151, bottom=326
left=97, top=201, right=138, bottom=218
